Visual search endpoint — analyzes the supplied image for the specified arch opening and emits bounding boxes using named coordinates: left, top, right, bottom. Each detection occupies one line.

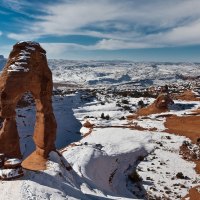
left=16, top=92, right=36, bottom=159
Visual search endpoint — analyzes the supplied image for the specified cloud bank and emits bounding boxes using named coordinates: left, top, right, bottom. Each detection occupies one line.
left=2, top=0, right=200, bottom=55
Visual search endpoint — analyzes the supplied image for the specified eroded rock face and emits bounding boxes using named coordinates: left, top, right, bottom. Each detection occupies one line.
left=0, top=41, right=57, bottom=170
left=155, top=93, right=174, bottom=109
left=136, top=92, right=174, bottom=116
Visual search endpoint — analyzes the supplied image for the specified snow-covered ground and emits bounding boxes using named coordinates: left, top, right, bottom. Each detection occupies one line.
left=0, top=60, right=200, bottom=199
left=0, top=89, right=199, bottom=199
left=16, top=93, right=84, bottom=157
left=48, top=60, right=200, bottom=90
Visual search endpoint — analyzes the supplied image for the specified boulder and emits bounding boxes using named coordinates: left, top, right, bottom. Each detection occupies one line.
left=0, top=41, right=57, bottom=170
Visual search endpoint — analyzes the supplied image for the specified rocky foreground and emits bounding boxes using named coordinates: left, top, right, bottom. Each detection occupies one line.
left=0, top=54, right=200, bottom=199
left=0, top=85, right=199, bottom=200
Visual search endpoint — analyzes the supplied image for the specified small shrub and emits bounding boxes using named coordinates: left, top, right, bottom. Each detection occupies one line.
left=129, top=171, right=142, bottom=182
left=182, top=140, right=190, bottom=146
left=121, top=99, right=129, bottom=104
left=123, top=105, right=131, bottom=111
left=138, top=100, right=145, bottom=108
left=101, top=113, right=110, bottom=120
left=105, top=115, right=110, bottom=120
left=176, top=172, right=185, bottom=179
left=100, top=113, right=105, bottom=119
left=137, top=155, right=145, bottom=161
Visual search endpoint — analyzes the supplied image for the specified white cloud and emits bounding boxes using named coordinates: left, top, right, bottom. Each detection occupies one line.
left=8, top=33, right=40, bottom=41
left=94, top=39, right=155, bottom=50
left=0, top=31, right=2, bottom=36
left=140, top=19, right=200, bottom=47
left=160, top=20, right=200, bottom=45
left=40, top=43, right=89, bottom=59
left=6, top=0, right=200, bottom=49
left=25, top=0, right=125, bottom=40
left=41, top=39, right=156, bottom=54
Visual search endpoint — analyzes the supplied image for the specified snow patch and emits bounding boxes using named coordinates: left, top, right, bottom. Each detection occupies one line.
left=8, top=63, right=29, bottom=72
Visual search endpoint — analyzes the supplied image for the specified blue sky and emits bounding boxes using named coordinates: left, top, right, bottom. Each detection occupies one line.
left=0, top=0, right=200, bottom=61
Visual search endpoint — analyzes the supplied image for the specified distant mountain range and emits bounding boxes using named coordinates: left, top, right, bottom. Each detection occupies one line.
left=0, top=55, right=6, bottom=71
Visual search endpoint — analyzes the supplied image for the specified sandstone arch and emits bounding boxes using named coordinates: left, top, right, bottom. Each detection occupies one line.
left=0, top=41, right=57, bottom=170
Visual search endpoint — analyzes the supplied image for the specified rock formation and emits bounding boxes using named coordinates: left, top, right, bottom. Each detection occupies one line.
left=137, top=87, right=174, bottom=116
left=154, top=85, right=173, bottom=109
left=155, top=93, right=174, bottom=109
left=173, top=90, right=200, bottom=101
left=0, top=41, right=57, bottom=170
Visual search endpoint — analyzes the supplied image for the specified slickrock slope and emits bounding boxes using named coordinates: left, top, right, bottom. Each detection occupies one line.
left=165, top=114, right=200, bottom=175
left=0, top=41, right=57, bottom=170
left=165, top=115, right=200, bottom=144
left=173, top=90, right=200, bottom=101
